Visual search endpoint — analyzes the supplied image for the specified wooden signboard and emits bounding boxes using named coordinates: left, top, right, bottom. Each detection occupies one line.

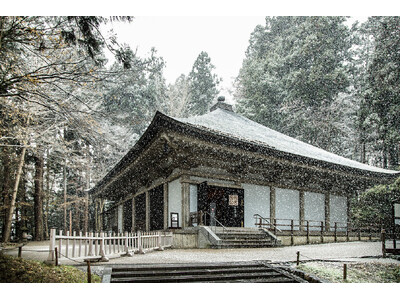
left=395, top=203, right=400, bottom=225
left=229, top=194, right=238, bottom=206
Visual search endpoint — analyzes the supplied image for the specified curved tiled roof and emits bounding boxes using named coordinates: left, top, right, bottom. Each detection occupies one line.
left=175, top=108, right=398, bottom=175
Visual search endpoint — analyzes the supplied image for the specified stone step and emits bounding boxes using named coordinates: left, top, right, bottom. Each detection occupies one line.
left=215, top=243, right=275, bottom=249
left=111, top=262, right=262, bottom=273
left=111, top=266, right=270, bottom=278
left=109, top=262, right=308, bottom=283
left=219, top=239, right=273, bottom=244
left=218, top=234, right=270, bottom=239
left=111, top=271, right=291, bottom=283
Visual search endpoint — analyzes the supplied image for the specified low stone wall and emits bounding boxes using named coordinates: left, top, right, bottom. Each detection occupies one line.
left=170, top=228, right=199, bottom=249
left=169, top=228, right=380, bottom=248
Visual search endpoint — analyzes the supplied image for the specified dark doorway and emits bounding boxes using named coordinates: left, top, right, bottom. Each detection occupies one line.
left=149, top=185, right=164, bottom=230
left=135, top=193, right=146, bottom=231
left=198, top=182, right=244, bottom=227
left=123, top=199, right=132, bottom=232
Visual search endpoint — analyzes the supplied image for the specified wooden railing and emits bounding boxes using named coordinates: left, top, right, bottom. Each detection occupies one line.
left=381, top=229, right=400, bottom=257
left=47, top=229, right=173, bottom=263
left=254, top=215, right=381, bottom=245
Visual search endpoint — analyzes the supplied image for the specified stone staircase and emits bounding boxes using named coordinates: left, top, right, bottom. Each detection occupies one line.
left=109, top=261, right=307, bottom=283
left=211, top=227, right=280, bottom=248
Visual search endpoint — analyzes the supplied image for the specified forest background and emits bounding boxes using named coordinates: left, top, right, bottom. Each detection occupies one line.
left=0, top=16, right=399, bottom=242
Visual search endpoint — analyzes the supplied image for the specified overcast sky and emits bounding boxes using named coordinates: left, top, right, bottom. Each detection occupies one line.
left=103, top=16, right=266, bottom=100
left=7, top=0, right=397, bottom=104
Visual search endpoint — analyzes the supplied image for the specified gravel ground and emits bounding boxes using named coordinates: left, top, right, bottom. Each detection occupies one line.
left=2, top=240, right=399, bottom=266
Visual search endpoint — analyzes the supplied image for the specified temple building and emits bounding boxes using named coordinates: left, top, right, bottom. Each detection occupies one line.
left=89, top=97, right=398, bottom=246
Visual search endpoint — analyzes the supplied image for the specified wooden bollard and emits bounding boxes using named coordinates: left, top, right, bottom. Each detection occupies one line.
left=296, top=251, right=300, bottom=266
left=55, top=247, right=58, bottom=266
left=290, top=220, right=294, bottom=246
left=18, top=246, right=22, bottom=258
left=87, top=260, right=91, bottom=283
left=343, top=264, right=347, bottom=281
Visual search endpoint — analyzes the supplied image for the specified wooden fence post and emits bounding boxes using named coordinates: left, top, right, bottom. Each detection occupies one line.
left=290, top=219, right=294, bottom=246
left=346, top=223, right=350, bottom=242
left=94, top=232, right=99, bottom=256
left=381, top=229, right=386, bottom=258
left=123, top=231, right=133, bottom=257
left=320, top=221, right=324, bottom=243
left=79, top=231, right=82, bottom=257
left=87, top=260, right=91, bottom=283
left=296, top=251, right=300, bottom=266
left=99, top=232, right=109, bottom=261
left=343, top=264, right=347, bottom=281
left=88, top=232, right=94, bottom=256
left=72, top=231, right=76, bottom=257
left=65, top=231, right=69, bottom=258
left=306, top=221, right=310, bottom=244
left=47, top=228, right=56, bottom=262
left=157, top=231, right=164, bottom=251
left=334, top=223, right=337, bottom=242
left=58, top=230, right=63, bottom=258
left=273, top=219, right=277, bottom=236
left=137, top=231, right=144, bottom=254
left=55, top=247, right=58, bottom=266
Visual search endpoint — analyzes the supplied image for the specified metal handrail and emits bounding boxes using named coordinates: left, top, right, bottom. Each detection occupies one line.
left=203, top=211, right=229, bottom=234
left=253, top=214, right=283, bottom=232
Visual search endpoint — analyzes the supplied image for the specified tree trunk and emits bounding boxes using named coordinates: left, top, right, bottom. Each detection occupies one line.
left=2, top=145, right=27, bottom=243
left=44, top=149, right=50, bottom=240
left=34, top=153, right=44, bottom=241
left=84, top=152, right=90, bottom=233
left=63, top=159, right=67, bottom=233
left=1, top=146, right=11, bottom=236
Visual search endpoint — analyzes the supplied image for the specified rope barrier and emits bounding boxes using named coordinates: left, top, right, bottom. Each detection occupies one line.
left=58, top=252, right=86, bottom=264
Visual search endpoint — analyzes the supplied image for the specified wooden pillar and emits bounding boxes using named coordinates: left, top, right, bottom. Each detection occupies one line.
left=270, top=186, right=276, bottom=225
left=145, top=191, right=150, bottom=232
left=132, top=197, right=135, bottom=232
left=181, top=175, right=190, bottom=229
left=325, top=193, right=330, bottom=232
left=299, top=190, right=305, bottom=231
left=163, top=182, right=169, bottom=230
left=347, top=195, right=352, bottom=226
left=94, top=200, right=98, bottom=232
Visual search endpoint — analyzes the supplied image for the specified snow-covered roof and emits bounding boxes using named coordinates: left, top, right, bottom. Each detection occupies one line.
left=174, top=108, right=398, bottom=175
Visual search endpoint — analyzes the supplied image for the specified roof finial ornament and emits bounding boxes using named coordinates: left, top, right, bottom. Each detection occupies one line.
left=210, top=95, right=233, bottom=112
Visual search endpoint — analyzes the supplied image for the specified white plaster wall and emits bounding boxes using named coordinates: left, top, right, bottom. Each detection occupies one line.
left=304, top=191, right=325, bottom=223
left=242, top=184, right=270, bottom=228
left=168, top=178, right=182, bottom=227
left=330, top=195, right=348, bottom=228
left=189, top=184, right=198, bottom=213
left=275, top=188, right=300, bottom=228
left=118, top=205, right=123, bottom=233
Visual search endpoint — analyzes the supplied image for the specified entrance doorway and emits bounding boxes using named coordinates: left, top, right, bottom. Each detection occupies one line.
left=198, top=182, right=244, bottom=227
